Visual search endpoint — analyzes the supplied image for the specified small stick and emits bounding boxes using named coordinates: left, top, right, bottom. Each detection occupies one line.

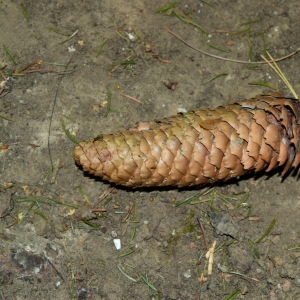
left=197, top=218, right=208, bottom=250
left=94, top=187, right=115, bottom=206
left=13, top=60, right=42, bottom=74
left=121, top=93, right=143, bottom=104
left=23, top=68, right=68, bottom=74
left=206, top=240, right=217, bottom=275
left=122, top=206, right=134, bottom=222
left=91, top=208, right=107, bottom=213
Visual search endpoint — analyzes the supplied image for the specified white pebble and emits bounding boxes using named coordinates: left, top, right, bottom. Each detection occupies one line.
left=113, top=239, right=121, bottom=250
left=68, top=46, right=76, bottom=53
left=111, top=230, right=118, bottom=238
left=183, top=269, right=191, bottom=278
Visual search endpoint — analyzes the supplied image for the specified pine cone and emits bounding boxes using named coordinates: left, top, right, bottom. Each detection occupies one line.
left=74, top=94, right=300, bottom=187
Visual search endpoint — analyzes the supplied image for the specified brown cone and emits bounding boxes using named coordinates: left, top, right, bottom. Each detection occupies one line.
left=74, top=94, right=300, bottom=187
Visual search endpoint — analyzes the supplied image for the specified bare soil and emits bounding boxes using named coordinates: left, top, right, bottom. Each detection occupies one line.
left=0, top=1, right=300, bottom=299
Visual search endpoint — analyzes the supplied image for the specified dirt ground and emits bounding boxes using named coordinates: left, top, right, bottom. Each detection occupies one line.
left=1, top=1, right=300, bottom=299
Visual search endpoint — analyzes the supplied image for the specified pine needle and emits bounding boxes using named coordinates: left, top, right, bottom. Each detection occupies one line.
left=255, top=217, right=277, bottom=243
left=261, top=51, right=298, bottom=99
left=60, top=118, right=78, bottom=144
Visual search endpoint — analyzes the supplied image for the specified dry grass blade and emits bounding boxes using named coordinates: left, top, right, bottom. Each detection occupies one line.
left=164, top=27, right=300, bottom=65
left=60, top=29, right=79, bottom=44
left=261, top=51, right=298, bottom=99
left=116, top=265, right=138, bottom=283
left=121, top=93, right=143, bottom=104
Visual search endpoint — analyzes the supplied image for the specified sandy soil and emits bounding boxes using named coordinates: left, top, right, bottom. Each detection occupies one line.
left=0, top=1, right=300, bottom=299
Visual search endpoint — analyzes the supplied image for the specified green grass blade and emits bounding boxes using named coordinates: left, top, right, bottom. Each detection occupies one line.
left=248, top=81, right=276, bottom=90
left=248, top=239, right=260, bottom=259
left=20, top=3, right=30, bottom=23
left=208, top=43, right=231, bottom=53
left=96, top=38, right=107, bottom=57
left=3, top=44, right=17, bottom=65
left=60, top=118, right=78, bottom=144
left=223, top=290, right=241, bottom=300
left=155, top=3, right=177, bottom=13
left=205, top=73, right=228, bottom=84
left=140, top=274, right=158, bottom=291
left=0, top=114, right=13, bottom=121
left=256, top=217, right=277, bottom=243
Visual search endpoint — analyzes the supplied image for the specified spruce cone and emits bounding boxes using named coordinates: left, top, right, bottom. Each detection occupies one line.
left=74, top=94, right=300, bottom=187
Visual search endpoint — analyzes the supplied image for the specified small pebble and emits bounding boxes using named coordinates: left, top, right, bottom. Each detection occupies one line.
left=295, top=278, right=300, bottom=287
left=282, top=280, right=291, bottom=292
left=111, top=231, right=118, bottom=238
left=68, top=46, right=76, bottom=52
left=113, top=239, right=121, bottom=250
left=183, top=269, right=191, bottom=278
